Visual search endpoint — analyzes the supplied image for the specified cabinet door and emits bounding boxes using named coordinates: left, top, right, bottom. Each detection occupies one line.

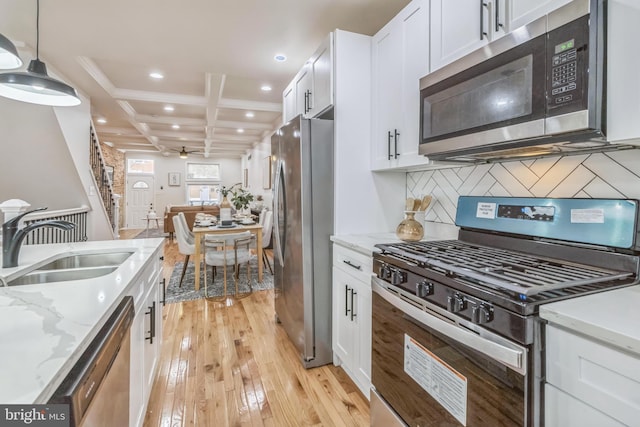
left=142, top=286, right=159, bottom=400
left=332, top=267, right=356, bottom=369
left=309, top=34, right=333, bottom=117
left=510, top=0, right=571, bottom=30
left=397, top=0, right=430, bottom=165
left=282, top=81, right=296, bottom=124
left=295, top=66, right=312, bottom=118
left=129, top=300, right=146, bottom=427
left=371, top=19, right=402, bottom=169
left=354, top=280, right=372, bottom=399
left=431, top=0, right=490, bottom=71
left=371, top=0, right=431, bottom=171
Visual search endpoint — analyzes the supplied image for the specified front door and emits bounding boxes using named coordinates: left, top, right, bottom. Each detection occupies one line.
left=126, top=175, right=154, bottom=228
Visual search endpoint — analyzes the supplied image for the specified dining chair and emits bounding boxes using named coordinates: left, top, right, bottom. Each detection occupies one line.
left=203, top=231, right=255, bottom=299
left=258, top=207, right=268, bottom=226
left=173, top=215, right=196, bottom=288
left=177, top=212, right=195, bottom=244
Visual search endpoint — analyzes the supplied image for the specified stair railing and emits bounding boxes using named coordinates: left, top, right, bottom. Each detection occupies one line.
left=89, top=122, right=116, bottom=231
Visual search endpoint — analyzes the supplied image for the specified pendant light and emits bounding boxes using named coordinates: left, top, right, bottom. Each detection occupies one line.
left=0, top=0, right=80, bottom=106
left=0, top=33, right=22, bottom=69
left=179, top=147, right=188, bottom=159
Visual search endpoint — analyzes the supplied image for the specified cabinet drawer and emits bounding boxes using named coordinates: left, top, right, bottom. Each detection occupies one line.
left=546, top=325, right=640, bottom=426
left=333, top=244, right=372, bottom=283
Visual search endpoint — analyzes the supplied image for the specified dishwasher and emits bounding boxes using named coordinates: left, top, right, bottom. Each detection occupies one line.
left=49, top=296, right=134, bottom=426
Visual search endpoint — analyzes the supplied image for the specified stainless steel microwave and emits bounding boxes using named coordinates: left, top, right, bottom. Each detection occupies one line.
left=419, top=0, right=610, bottom=162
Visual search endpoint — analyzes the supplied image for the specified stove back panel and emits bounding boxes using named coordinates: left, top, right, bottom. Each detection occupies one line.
left=456, top=197, right=639, bottom=250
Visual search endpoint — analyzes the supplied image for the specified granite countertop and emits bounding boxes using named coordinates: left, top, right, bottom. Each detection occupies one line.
left=540, top=285, right=640, bottom=356
left=330, top=222, right=459, bottom=256
left=0, top=238, right=164, bottom=404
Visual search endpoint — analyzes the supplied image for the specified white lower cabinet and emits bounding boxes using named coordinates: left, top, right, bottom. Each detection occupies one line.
left=545, top=324, right=640, bottom=427
left=332, top=244, right=372, bottom=399
left=129, top=247, right=164, bottom=427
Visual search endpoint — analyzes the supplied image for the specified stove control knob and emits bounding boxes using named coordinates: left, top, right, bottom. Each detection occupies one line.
left=416, top=281, right=433, bottom=298
left=471, top=304, right=493, bottom=324
left=390, top=269, right=407, bottom=286
left=378, top=263, right=392, bottom=280
left=447, top=293, right=466, bottom=313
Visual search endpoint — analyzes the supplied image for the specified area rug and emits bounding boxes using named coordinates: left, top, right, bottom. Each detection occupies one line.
left=165, top=258, right=273, bottom=303
left=133, top=228, right=168, bottom=239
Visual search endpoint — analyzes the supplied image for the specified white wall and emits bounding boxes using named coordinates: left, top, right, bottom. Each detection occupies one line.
left=241, top=134, right=274, bottom=210
left=125, top=152, right=242, bottom=220
left=0, top=97, right=89, bottom=220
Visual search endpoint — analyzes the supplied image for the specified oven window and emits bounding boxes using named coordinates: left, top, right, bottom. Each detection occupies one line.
left=423, top=55, right=533, bottom=140
left=372, top=292, right=526, bottom=426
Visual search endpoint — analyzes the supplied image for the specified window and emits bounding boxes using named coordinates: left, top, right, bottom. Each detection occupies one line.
left=132, top=181, right=150, bottom=189
left=186, top=162, right=220, bottom=181
left=127, top=159, right=154, bottom=174
left=187, top=184, right=220, bottom=205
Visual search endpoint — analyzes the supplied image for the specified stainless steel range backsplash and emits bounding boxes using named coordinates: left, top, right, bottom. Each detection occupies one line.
left=407, top=150, right=640, bottom=224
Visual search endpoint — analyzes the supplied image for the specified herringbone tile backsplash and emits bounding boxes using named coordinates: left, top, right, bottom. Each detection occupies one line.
left=407, top=150, right=640, bottom=224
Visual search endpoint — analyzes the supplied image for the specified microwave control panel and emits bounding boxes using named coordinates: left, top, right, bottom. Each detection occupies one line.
left=546, top=14, right=590, bottom=115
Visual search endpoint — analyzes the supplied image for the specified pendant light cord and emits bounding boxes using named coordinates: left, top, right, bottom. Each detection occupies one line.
left=35, top=0, right=40, bottom=59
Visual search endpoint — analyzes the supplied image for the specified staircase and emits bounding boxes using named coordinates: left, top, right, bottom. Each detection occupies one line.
left=89, top=123, right=116, bottom=232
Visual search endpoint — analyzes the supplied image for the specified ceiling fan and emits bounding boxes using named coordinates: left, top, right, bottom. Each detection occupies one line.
left=171, top=146, right=199, bottom=159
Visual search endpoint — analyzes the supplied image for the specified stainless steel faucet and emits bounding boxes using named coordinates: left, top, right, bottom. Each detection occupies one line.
left=2, top=207, right=76, bottom=268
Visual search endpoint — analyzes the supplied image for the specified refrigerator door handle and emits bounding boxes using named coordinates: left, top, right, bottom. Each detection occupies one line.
left=273, top=159, right=285, bottom=267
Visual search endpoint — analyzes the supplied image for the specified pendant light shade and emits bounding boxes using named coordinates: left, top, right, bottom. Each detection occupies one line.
left=0, top=33, right=22, bottom=69
left=179, top=147, right=188, bottom=159
left=0, top=0, right=80, bottom=107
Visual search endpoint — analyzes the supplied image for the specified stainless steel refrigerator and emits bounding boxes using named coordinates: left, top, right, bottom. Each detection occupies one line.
left=272, top=115, right=333, bottom=369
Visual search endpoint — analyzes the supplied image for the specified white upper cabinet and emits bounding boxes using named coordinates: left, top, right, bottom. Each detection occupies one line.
left=430, top=0, right=508, bottom=71
left=371, top=0, right=431, bottom=171
left=509, top=0, right=572, bottom=31
left=281, top=34, right=333, bottom=123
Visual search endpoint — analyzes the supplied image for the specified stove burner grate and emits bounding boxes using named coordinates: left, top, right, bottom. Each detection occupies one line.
left=379, top=240, right=634, bottom=296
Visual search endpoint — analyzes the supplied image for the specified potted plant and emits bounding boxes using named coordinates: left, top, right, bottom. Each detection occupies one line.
left=230, top=187, right=254, bottom=213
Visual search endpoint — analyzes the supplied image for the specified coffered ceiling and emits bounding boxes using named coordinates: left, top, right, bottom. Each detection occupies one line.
left=0, top=0, right=410, bottom=158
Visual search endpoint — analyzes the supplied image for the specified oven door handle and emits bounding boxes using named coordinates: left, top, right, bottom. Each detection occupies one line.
left=372, top=279, right=526, bottom=373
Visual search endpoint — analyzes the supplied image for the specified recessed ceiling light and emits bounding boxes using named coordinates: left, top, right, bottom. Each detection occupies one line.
left=96, top=118, right=107, bottom=124
left=245, top=112, right=255, bottom=118
left=172, top=124, right=180, bottom=129
left=237, top=128, right=245, bottom=133
left=149, top=72, right=164, bottom=79
left=274, top=54, right=287, bottom=62
left=261, top=85, right=272, bottom=92
left=164, top=105, right=174, bottom=112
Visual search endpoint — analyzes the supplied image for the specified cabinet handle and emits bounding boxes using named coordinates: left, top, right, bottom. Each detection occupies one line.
left=387, top=131, right=393, bottom=160
left=160, top=278, right=166, bottom=306
left=394, top=129, right=400, bottom=159
left=495, top=0, right=503, bottom=32
left=304, top=92, right=308, bottom=114
left=343, top=259, right=362, bottom=271
left=350, top=289, right=357, bottom=321
left=345, top=284, right=351, bottom=317
left=307, top=90, right=312, bottom=112
left=145, top=301, right=156, bottom=344
left=480, top=1, right=488, bottom=40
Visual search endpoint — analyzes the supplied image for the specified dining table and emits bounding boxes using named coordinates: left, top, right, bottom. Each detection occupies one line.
left=192, top=222, right=263, bottom=291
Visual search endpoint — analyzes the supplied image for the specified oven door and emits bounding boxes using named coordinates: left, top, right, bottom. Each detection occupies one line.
left=371, top=278, right=530, bottom=427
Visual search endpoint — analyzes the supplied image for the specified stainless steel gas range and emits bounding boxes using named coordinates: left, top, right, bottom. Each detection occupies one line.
left=370, top=196, right=640, bottom=427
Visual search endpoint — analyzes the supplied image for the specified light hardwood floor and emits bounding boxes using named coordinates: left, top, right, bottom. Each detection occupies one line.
left=122, top=230, right=370, bottom=426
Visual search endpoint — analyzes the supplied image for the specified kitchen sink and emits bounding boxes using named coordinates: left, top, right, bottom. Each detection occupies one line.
left=7, top=266, right=119, bottom=286
left=36, top=252, right=134, bottom=270
left=5, top=251, right=134, bottom=286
